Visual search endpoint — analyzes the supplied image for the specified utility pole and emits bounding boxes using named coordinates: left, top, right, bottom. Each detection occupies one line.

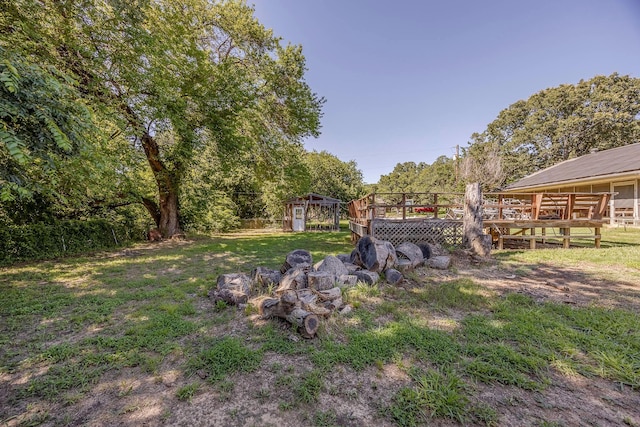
left=454, top=144, right=460, bottom=183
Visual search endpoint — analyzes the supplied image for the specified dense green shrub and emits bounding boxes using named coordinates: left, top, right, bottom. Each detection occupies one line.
left=0, top=219, right=142, bottom=265
left=180, top=192, right=241, bottom=233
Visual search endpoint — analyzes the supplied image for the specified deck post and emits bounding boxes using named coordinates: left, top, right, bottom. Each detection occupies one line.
left=433, top=193, right=439, bottom=218
left=532, top=194, right=543, bottom=219
left=564, top=194, right=576, bottom=220
left=562, top=228, right=570, bottom=248
left=609, top=199, right=615, bottom=225
left=370, top=193, right=376, bottom=220
left=529, top=228, right=536, bottom=249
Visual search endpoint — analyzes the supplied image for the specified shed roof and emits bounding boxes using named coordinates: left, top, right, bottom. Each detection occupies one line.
left=505, top=143, right=640, bottom=190
left=285, top=193, right=342, bottom=205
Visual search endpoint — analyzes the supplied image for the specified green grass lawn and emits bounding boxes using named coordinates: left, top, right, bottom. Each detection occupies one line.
left=1, top=227, right=639, bottom=426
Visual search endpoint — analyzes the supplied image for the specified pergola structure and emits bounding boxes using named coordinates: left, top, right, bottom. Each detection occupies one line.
left=283, top=193, right=341, bottom=232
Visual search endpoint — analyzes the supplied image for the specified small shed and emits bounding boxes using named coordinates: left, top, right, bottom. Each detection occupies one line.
left=283, top=193, right=341, bottom=232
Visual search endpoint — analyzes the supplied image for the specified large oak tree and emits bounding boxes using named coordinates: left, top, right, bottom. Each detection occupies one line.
left=2, top=0, right=323, bottom=236
left=466, top=73, right=640, bottom=188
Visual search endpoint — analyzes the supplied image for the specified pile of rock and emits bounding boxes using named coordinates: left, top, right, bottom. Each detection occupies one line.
left=209, top=236, right=451, bottom=338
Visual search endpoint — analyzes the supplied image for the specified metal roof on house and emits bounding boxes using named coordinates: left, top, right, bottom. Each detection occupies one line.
left=505, top=143, right=640, bottom=190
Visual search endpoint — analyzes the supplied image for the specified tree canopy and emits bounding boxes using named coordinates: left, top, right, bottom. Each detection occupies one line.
left=375, top=157, right=459, bottom=195
left=304, top=150, right=366, bottom=203
left=1, top=0, right=326, bottom=236
left=465, top=73, right=640, bottom=188
left=373, top=74, right=640, bottom=194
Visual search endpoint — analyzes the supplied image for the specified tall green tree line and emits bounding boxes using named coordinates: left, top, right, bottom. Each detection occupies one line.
left=375, top=157, right=460, bottom=195
left=376, top=74, right=640, bottom=192
left=1, top=0, right=355, bottom=235
left=465, top=73, right=640, bottom=188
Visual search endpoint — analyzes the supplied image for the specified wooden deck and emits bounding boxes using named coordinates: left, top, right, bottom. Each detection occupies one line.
left=348, top=192, right=611, bottom=250
left=485, top=219, right=604, bottom=249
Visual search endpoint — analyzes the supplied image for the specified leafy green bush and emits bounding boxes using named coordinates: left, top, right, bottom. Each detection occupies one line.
left=180, top=192, right=240, bottom=233
left=0, top=219, right=142, bottom=265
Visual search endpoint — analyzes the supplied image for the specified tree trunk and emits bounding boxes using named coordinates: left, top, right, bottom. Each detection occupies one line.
left=141, top=197, right=161, bottom=227
left=141, top=131, right=184, bottom=238
left=158, top=188, right=183, bottom=238
left=463, top=183, right=492, bottom=257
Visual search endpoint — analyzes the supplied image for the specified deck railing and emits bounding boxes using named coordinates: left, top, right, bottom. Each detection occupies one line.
left=348, top=191, right=614, bottom=249
left=348, top=191, right=613, bottom=222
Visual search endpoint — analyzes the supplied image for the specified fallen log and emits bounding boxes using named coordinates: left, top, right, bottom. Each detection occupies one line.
left=396, top=242, right=424, bottom=268
left=286, top=308, right=319, bottom=339
left=427, top=256, right=451, bottom=270
left=293, top=288, right=332, bottom=318
left=210, top=273, right=251, bottom=305
left=255, top=290, right=320, bottom=338
left=295, top=288, right=318, bottom=305
left=315, top=287, right=343, bottom=312
left=323, top=296, right=343, bottom=311
left=385, top=268, right=403, bottom=285
left=307, top=271, right=334, bottom=291
left=211, top=288, right=248, bottom=305
left=417, top=243, right=432, bottom=260
left=353, top=270, right=380, bottom=284
left=395, top=259, right=413, bottom=273
left=281, top=249, right=313, bottom=273
left=354, top=236, right=397, bottom=272
left=252, top=266, right=281, bottom=287
left=316, top=287, right=342, bottom=302
left=275, top=267, right=308, bottom=294
left=337, top=274, right=358, bottom=286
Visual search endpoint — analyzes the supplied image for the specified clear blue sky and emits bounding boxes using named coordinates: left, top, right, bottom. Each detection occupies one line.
left=251, top=0, right=640, bottom=183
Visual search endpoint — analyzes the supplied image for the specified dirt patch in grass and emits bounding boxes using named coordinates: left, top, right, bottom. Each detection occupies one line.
left=2, top=237, right=640, bottom=426
left=477, top=371, right=638, bottom=427
left=451, top=249, right=640, bottom=311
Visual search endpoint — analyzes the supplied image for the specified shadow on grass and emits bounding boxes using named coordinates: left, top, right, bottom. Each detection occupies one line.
left=488, top=258, right=640, bottom=311
left=2, top=229, right=639, bottom=425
